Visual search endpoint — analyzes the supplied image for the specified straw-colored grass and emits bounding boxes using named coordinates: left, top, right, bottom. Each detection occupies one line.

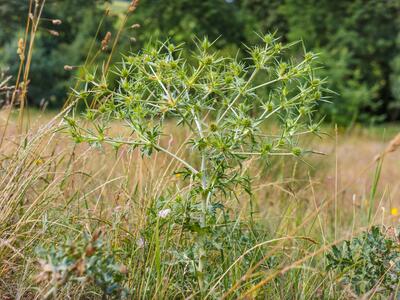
left=0, top=108, right=399, bottom=298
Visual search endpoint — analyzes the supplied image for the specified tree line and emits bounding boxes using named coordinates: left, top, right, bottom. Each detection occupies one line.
left=0, top=0, right=399, bottom=124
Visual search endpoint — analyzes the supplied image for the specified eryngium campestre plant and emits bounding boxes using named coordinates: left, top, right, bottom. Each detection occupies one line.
left=65, top=34, right=328, bottom=292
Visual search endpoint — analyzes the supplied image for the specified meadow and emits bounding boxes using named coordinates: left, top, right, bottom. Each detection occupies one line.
left=0, top=1, right=399, bottom=299
left=0, top=108, right=399, bottom=299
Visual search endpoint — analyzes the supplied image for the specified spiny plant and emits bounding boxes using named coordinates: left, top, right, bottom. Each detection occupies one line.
left=65, top=34, right=327, bottom=293
left=326, top=226, right=400, bottom=298
left=36, top=228, right=129, bottom=299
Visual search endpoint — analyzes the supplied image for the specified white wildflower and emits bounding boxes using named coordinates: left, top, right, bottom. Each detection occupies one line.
left=158, top=208, right=171, bottom=218
left=136, top=237, right=145, bottom=248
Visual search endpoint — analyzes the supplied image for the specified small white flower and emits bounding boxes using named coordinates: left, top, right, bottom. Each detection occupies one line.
left=158, top=208, right=171, bottom=218
left=136, top=237, right=145, bottom=248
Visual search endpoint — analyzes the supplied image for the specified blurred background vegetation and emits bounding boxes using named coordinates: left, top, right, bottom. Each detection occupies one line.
left=0, top=0, right=399, bottom=125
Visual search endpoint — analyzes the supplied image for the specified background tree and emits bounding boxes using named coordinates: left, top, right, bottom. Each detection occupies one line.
left=0, top=0, right=112, bottom=107
left=241, top=0, right=400, bottom=124
left=1, top=0, right=399, bottom=125
left=0, top=1, right=28, bottom=45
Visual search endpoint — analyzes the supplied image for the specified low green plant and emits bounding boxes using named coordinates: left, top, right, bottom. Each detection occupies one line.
left=66, top=34, right=326, bottom=294
left=138, top=194, right=280, bottom=295
left=326, top=226, right=400, bottom=297
left=36, top=228, right=129, bottom=299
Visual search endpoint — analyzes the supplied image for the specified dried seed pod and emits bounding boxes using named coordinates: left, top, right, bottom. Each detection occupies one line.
left=128, top=0, right=140, bottom=12
left=92, top=227, right=103, bottom=242
left=119, top=264, right=128, bottom=274
left=75, top=259, right=86, bottom=276
left=375, top=132, right=400, bottom=161
left=17, top=38, right=25, bottom=61
left=52, top=19, right=62, bottom=25
left=64, top=65, right=74, bottom=71
left=101, top=31, right=112, bottom=51
left=85, top=244, right=96, bottom=257
left=130, top=23, right=141, bottom=29
left=48, top=30, right=59, bottom=36
left=384, top=133, right=400, bottom=154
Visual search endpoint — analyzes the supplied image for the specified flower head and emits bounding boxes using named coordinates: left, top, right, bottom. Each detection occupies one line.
left=391, top=207, right=398, bottom=216
left=158, top=208, right=171, bottom=218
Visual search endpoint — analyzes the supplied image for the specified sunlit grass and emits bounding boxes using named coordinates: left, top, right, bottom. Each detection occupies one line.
left=0, top=110, right=398, bottom=298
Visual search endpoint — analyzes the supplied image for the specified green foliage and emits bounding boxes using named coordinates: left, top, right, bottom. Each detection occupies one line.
left=67, top=35, right=325, bottom=209
left=0, top=0, right=28, bottom=45
left=1, top=0, right=399, bottom=124
left=133, top=194, right=280, bottom=297
left=36, top=229, right=129, bottom=298
left=261, top=0, right=400, bottom=124
left=326, top=226, right=400, bottom=297
left=66, top=35, right=325, bottom=292
left=124, top=0, right=248, bottom=52
left=0, top=0, right=112, bottom=107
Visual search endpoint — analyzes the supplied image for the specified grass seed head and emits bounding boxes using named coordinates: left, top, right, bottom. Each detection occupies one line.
left=64, top=65, right=74, bottom=71
left=376, top=132, right=400, bottom=161
left=101, top=31, right=112, bottom=51
left=48, top=29, right=59, bottom=37
left=51, top=19, right=62, bottom=25
left=384, top=133, right=400, bottom=155
left=17, top=38, right=25, bottom=61
left=128, top=0, right=140, bottom=12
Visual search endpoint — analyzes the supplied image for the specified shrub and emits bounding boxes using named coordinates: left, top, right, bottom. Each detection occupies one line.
left=326, top=226, right=400, bottom=297
left=36, top=229, right=129, bottom=299
left=66, top=34, right=326, bottom=293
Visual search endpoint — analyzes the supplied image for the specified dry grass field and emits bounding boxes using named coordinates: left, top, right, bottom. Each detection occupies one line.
left=0, top=108, right=399, bottom=298
left=0, top=1, right=399, bottom=297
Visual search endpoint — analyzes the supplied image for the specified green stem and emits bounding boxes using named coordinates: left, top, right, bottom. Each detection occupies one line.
left=153, top=144, right=199, bottom=175
left=368, top=157, right=383, bottom=224
left=217, top=68, right=258, bottom=124
left=197, top=154, right=207, bottom=294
